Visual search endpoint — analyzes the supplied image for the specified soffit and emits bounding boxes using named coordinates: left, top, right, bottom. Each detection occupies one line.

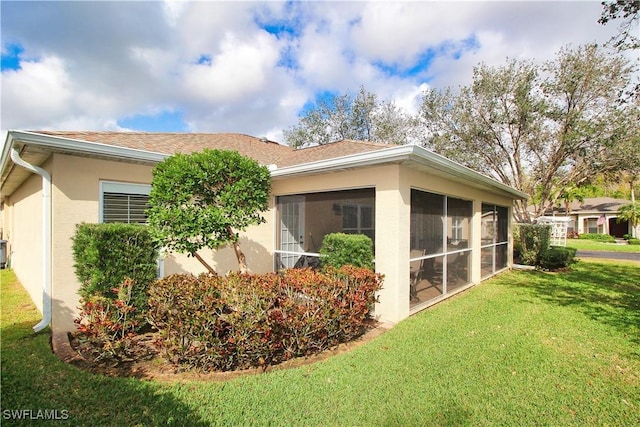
left=0, top=144, right=51, bottom=201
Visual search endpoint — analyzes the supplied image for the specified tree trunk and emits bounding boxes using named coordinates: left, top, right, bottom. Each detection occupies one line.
left=192, top=251, right=217, bottom=275
left=227, top=226, right=248, bottom=273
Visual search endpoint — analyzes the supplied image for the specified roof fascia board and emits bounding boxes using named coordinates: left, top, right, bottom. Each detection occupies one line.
left=2, top=130, right=168, bottom=167
left=409, top=145, right=529, bottom=199
left=272, top=144, right=528, bottom=200
left=271, top=144, right=415, bottom=177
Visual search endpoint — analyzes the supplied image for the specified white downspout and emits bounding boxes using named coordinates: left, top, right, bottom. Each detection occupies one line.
left=10, top=148, right=52, bottom=332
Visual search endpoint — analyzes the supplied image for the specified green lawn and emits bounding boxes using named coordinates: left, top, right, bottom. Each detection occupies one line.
left=2, top=260, right=639, bottom=426
left=566, top=238, right=640, bottom=252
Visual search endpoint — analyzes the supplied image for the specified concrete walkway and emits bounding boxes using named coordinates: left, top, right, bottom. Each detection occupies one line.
left=576, top=250, right=640, bottom=262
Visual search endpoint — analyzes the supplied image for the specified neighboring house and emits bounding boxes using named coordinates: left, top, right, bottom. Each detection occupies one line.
left=0, top=130, right=527, bottom=346
left=548, top=197, right=632, bottom=238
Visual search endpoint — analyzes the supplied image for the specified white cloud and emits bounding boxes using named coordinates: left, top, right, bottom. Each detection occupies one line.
left=181, top=32, right=282, bottom=102
left=162, top=0, right=188, bottom=27
left=0, top=0, right=625, bottom=142
left=351, top=1, right=479, bottom=65
left=1, top=56, right=73, bottom=128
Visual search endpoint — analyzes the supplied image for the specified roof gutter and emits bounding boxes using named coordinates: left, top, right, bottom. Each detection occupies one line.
left=271, top=144, right=528, bottom=200
left=4, top=130, right=168, bottom=165
left=10, top=147, right=52, bottom=332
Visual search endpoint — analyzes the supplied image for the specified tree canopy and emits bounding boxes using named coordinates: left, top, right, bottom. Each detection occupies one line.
left=617, top=201, right=640, bottom=237
left=147, top=149, right=271, bottom=274
left=283, top=86, right=415, bottom=148
left=284, top=45, right=637, bottom=222
left=599, top=0, right=640, bottom=51
left=419, top=44, right=637, bottom=222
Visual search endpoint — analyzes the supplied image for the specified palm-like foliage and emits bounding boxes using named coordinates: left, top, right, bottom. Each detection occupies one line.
left=617, top=201, right=640, bottom=237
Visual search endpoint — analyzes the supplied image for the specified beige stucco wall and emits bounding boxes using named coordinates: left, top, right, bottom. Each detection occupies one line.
left=3, top=165, right=47, bottom=313
left=5, top=153, right=275, bottom=334
left=162, top=218, right=275, bottom=276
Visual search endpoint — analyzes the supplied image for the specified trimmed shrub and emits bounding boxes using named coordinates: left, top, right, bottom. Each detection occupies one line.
left=72, top=223, right=158, bottom=319
left=628, top=238, right=640, bottom=245
left=319, top=233, right=374, bottom=270
left=147, top=149, right=271, bottom=274
left=148, top=266, right=383, bottom=372
left=514, top=224, right=551, bottom=266
left=579, top=233, right=615, bottom=242
left=540, top=246, right=577, bottom=270
left=623, top=234, right=632, bottom=241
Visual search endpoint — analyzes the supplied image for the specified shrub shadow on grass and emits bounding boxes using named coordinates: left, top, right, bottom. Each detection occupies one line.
left=0, top=321, right=209, bottom=426
left=503, top=262, right=640, bottom=346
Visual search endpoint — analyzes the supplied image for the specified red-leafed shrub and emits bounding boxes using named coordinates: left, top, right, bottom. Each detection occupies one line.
left=74, top=278, right=139, bottom=361
left=148, top=266, right=383, bottom=372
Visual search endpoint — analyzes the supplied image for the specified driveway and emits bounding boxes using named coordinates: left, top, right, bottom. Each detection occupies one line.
left=576, top=250, right=640, bottom=262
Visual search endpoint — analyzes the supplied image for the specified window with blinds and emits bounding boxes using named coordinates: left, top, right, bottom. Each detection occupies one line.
left=100, top=181, right=151, bottom=224
left=102, top=192, right=150, bottom=223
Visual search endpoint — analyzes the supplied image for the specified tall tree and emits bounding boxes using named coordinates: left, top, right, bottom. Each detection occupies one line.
left=419, top=44, right=635, bottom=222
left=284, top=86, right=414, bottom=148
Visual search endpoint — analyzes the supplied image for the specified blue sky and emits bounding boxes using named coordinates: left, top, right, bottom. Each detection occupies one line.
left=0, top=1, right=624, bottom=143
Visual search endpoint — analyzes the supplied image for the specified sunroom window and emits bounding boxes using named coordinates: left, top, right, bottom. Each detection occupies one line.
left=481, top=203, right=509, bottom=278
left=409, top=189, right=472, bottom=308
left=275, top=188, right=375, bottom=269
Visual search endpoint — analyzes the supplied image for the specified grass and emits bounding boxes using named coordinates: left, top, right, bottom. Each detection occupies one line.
left=2, top=260, right=639, bottom=426
left=566, top=238, right=640, bottom=252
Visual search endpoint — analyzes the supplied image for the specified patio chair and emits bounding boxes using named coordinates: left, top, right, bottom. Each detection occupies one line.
left=409, top=249, right=426, bottom=302
left=294, top=254, right=321, bottom=269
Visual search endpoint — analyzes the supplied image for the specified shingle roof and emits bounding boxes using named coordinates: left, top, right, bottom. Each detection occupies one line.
left=27, top=131, right=392, bottom=168
left=558, top=197, right=631, bottom=214
left=32, top=131, right=293, bottom=166
left=3, top=130, right=528, bottom=201
left=276, top=139, right=390, bottom=166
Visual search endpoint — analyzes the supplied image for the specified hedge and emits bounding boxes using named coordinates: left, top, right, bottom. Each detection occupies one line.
left=540, top=246, right=577, bottom=270
left=319, top=233, right=374, bottom=270
left=148, top=266, right=383, bottom=372
left=72, top=223, right=158, bottom=316
left=514, top=224, right=551, bottom=266
left=579, top=233, right=615, bottom=242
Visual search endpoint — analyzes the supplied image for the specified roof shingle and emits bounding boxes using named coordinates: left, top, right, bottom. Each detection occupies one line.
left=556, top=197, right=631, bottom=214
left=29, top=131, right=391, bottom=168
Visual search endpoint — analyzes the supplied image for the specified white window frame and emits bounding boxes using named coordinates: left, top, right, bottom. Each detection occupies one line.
left=341, top=202, right=374, bottom=237
left=451, top=216, right=464, bottom=241
left=99, top=180, right=164, bottom=277
left=585, top=218, right=598, bottom=234
left=99, top=181, right=151, bottom=224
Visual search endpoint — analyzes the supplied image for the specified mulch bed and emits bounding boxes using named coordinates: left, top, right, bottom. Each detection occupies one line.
left=66, top=322, right=389, bottom=382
